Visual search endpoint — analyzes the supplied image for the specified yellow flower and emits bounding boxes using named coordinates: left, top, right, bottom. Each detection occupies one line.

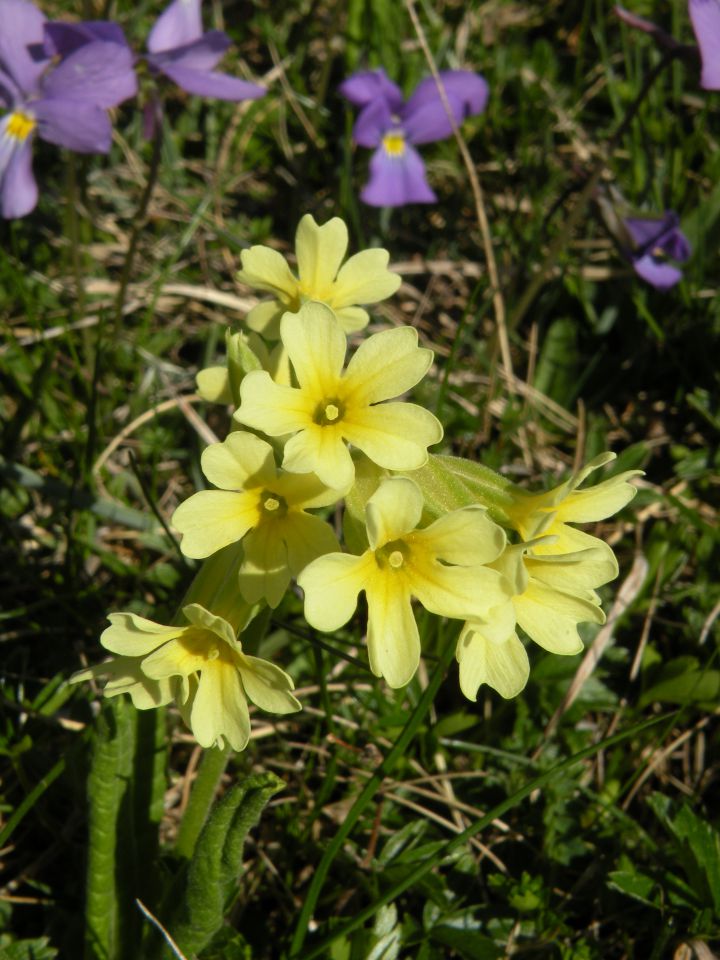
left=237, top=214, right=401, bottom=338
left=298, top=477, right=510, bottom=688
left=73, top=604, right=301, bottom=752
left=71, top=655, right=175, bottom=711
left=234, top=302, right=443, bottom=490
left=457, top=540, right=617, bottom=700
left=505, top=453, right=642, bottom=555
left=172, top=432, right=342, bottom=607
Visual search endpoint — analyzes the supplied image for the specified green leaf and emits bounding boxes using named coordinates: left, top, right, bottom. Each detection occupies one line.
left=408, top=455, right=515, bottom=527
left=163, top=772, right=284, bottom=957
left=84, top=698, right=137, bottom=960
left=608, top=865, right=660, bottom=909
left=639, top=657, right=720, bottom=707
left=0, top=938, right=58, bottom=960
left=648, top=794, right=720, bottom=915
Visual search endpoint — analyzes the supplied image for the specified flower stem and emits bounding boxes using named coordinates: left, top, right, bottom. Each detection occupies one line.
left=113, top=122, right=163, bottom=331
left=288, top=637, right=457, bottom=957
left=174, top=744, right=231, bottom=860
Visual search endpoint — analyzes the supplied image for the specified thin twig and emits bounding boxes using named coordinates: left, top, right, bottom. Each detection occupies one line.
left=136, top=899, right=189, bottom=960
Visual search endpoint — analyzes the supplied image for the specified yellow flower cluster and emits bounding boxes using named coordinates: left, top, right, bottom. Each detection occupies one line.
left=73, top=214, right=642, bottom=751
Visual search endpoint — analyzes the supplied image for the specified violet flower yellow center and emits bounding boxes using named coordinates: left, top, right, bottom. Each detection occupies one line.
left=237, top=213, right=401, bottom=337
left=382, top=130, right=405, bottom=157
left=298, top=477, right=511, bottom=689
left=6, top=112, right=36, bottom=141
left=234, top=301, right=444, bottom=490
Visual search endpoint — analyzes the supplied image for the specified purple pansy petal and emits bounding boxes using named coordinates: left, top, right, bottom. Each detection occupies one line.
left=623, top=215, right=670, bottom=249
left=623, top=212, right=690, bottom=261
left=147, top=0, right=203, bottom=53
left=34, top=97, right=112, bottom=152
left=338, top=68, right=404, bottom=111
left=403, top=91, right=467, bottom=145
left=43, top=40, right=137, bottom=108
left=623, top=210, right=680, bottom=247
left=405, top=70, right=489, bottom=120
left=662, top=227, right=691, bottom=262
left=43, top=21, right=129, bottom=57
left=361, top=142, right=436, bottom=207
left=632, top=254, right=683, bottom=290
left=0, top=66, right=19, bottom=108
left=353, top=98, right=393, bottom=148
left=0, top=0, right=47, bottom=96
left=689, top=0, right=720, bottom=90
left=147, top=31, right=231, bottom=73
left=1, top=137, right=37, bottom=218
left=154, top=62, right=265, bottom=101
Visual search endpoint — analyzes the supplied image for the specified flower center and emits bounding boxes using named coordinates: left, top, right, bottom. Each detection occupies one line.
left=376, top=539, right=410, bottom=570
left=382, top=130, right=405, bottom=157
left=5, top=111, right=36, bottom=142
left=260, top=490, right=288, bottom=518
left=313, top=398, right=345, bottom=426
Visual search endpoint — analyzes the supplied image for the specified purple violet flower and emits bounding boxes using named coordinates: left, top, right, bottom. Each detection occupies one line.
left=0, top=0, right=137, bottom=219
left=688, top=0, right=720, bottom=89
left=145, top=0, right=265, bottom=102
left=339, top=67, right=489, bottom=207
left=622, top=211, right=691, bottom=289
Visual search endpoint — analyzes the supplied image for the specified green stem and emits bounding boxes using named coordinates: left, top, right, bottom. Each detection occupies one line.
left=288, top=637, right=457, bottom=957
left=174, top=744, right=231, bottom=861
left=113, top=122, right=163, bottom=331
left=508, top=48, right=678, bottom=333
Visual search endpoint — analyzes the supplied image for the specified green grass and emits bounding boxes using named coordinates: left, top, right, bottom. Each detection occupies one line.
left=1, top=0, right=719, bottom=958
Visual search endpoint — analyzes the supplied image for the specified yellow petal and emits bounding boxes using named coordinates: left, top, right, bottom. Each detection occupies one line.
left=529, top=523, right=614, bottom=558
left=344, top=402, right=442, bottom=471
left=282, top=424, right=355, bottom=490
left=366, top=575, right=420, bottom=688
left=514, top=581, right=602, bottom=654
left=72, top=656, right=175, bottom=710
left=299, top=551, right=374, bottom=631
left=281, top=512, right=340, bottom=576
left=245, top=299, right=284, bottom=338
left=525, top=546, right=618, bottom=592
left=238, top=653, right=301, bottom=714
left=410, top=563, right=510, bottom=621
left=365, top=477, right=424, bottom=548
left=201, top=432, right=277, bottom=491
left=182, top=604, right=237, bottom=649
left=273, top=469, right=346, bottom=508
left=411, top=507, right=506, bottom=566
left=141, top=636, right=208, bottom=680
left=557, top=471, right=642, bottom=523
left=334, top=305, right=370, bottom=334
left=196, top=366, right=232, bottom=404
left=280, top=302, right=347, bottom=397
left=295, top=214, right=348, bottom=298
left=235, top=370, right=315, bottom=436
left=239, top=523, right=290, bottom=608
left=343, top=326, right=433, bottom=405
left=100, top=613, right=183, bottom=657
left=332, top=248, right=401, bottom=307
left=190, top=661, right=250, bottom=751
left=238, top=245, right=297, bottom=299
left=173, top=490, right=260, bottom=559
left=456, top=627, right=529, bottom=700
